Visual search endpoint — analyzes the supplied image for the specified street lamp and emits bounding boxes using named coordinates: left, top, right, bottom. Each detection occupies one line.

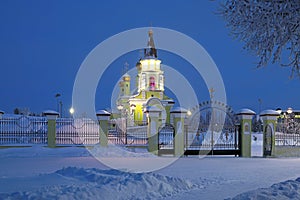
left=54, top=93, right=63, bottom=117
left=55, top=93, right=61, bottom=112
left=285, top=107, right=295, bottom=134
left=117, top=105, right=123, bottom=110
left=130, top=104, right=136, bottom=125
left=187, top=110, right=192, bottom=116
left=69, top=107, right=75, bottom=117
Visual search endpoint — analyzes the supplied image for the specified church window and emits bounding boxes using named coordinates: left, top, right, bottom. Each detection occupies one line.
left=149, top=76, right=155, bottom=91
left=142, top=74, right=146, bottom=89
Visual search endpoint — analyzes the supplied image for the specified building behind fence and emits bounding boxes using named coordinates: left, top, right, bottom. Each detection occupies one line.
left=0, top=107, right=300, bottom=157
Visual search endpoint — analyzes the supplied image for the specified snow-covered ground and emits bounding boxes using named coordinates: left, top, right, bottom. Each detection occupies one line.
left=0, top=146, right=300, bottom=199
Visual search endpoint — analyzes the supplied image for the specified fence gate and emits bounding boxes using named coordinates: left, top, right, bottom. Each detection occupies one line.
left=108, top=119, right=127, bottom=145
left=251, top=115, right=264, bottom=157
left=108, top=119, right=148, bottom=146
left=185, top=101, right=240, bottom=156
left=158, top=123, right=175, bottom=155
left=264, top=125, right=273, bottom=156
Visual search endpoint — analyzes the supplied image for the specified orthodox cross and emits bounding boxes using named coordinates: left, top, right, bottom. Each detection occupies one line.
left=209, top=87, right=215, bottom=99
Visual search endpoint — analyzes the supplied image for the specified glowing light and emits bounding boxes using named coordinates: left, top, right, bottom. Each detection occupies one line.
left=117, top=105, right=123, bottom=110
left=275, top=108, right=282, bottom=114
left=69, top=107, right=75, bottom=114
left=287, top=107, right=293, bottom=114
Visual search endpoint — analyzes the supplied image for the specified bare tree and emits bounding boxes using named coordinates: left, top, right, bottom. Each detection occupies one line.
left=219, top=0, right=300, bottom=78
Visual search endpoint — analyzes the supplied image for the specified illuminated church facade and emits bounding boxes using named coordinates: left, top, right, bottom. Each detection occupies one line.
left=117, top=30, right=174, bottom=124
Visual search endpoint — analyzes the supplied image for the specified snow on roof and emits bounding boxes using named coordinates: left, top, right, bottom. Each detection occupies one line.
left=122, top=73, right=130, bottom=77
left=42, top=110, right=59, bottom=115
left=0, top=110, right=4, bottom=114
left=260, top=109, right=280, bottom=116
left=96, top=110, right=111, bottom=116
left=170, top=107, right=188, bottom=113
left=144, top=105, right=161, bottom=112
left=236, top=108, right=256, bottom=115
left=162, top=99, right=175, bottom=104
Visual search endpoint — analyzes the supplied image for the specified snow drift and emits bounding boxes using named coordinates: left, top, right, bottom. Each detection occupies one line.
left=0, top=167, right=199, bottom=200
left=229, top=177, right=300, bottom=200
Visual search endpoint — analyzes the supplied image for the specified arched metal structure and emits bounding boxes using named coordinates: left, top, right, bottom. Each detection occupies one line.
left=185, top=101, right=240, bottom=156
left=158, top=123, right=175, bottom=155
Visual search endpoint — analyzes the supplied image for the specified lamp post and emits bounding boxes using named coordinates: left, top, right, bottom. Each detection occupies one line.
left=286, top=107, right=295, bottom=134
left=55, top=93, right=62, bottom=117
left=59, top=101, right=63, bottom=118
left=117, top=104, right=127, bottom=132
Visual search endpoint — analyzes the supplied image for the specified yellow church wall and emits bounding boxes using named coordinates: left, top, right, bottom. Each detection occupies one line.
left=146, top=91, right=161, bottom=99
left=134, top=104, right=144, bottom=123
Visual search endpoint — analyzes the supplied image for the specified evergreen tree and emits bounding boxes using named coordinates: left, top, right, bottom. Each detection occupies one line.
left=14, top=108, right=20, bottom=115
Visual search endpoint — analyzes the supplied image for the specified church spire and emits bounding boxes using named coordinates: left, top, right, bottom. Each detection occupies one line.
left=144, top=29, right=157, bottom=58
left=147, top=29, right=155, bottom=49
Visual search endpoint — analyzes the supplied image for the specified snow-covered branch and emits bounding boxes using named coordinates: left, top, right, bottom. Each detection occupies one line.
left=219, top=0, right=300, bottom=78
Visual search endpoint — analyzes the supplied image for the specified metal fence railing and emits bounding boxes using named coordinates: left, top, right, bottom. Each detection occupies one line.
left=0, top=116, right=150, bottom=147
left=56, top=118, right=100, bottom=145
left=127, top=125, right=148, bottom=145
left=0, top=115, right=47, bottom=145
left=108, top=119, right=148, bottom=146
left=185, top=124, right=238, bottom=150
left=158, top=123, right=174, bottom=150
left=275, top=121, right=300, bottom=146
left=275, top=133, right=300, bottom=146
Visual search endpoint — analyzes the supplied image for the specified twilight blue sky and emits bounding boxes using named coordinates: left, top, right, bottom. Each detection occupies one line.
left=0, top=0, right=299, bottom=116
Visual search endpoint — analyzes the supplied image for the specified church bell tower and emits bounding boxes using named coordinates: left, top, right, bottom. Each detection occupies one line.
left=117, top=29, right=174, bottom=124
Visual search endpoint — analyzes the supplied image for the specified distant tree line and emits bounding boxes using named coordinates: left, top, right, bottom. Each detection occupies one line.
left=13, top=108, right=41, bottom=116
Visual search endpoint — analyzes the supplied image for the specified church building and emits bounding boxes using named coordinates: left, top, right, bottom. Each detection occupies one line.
left=117, top=30, right=174, bottom=125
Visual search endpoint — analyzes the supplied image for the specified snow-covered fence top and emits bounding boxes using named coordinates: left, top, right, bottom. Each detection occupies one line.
left=0, top=114, right=47, bottom=145
left=0, top=115, right=149, bottom=147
